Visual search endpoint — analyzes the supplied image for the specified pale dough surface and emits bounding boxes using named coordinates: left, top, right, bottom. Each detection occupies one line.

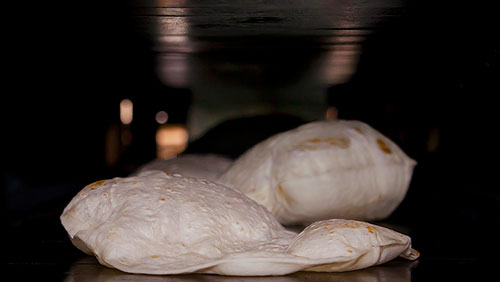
left=61, top=171, right=418, bottom=276
left=218, top=120, right=417, bottom=225
left=135, top=154, right=233, bottom=182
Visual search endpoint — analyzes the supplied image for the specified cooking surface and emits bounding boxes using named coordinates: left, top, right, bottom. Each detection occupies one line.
left=3, top=0, right=499, bottom=281
left=3, top=212, right=493, bottom=281
left=65, top=256, right=418, bottom=282
left=3, top=188, right=496, bottom=281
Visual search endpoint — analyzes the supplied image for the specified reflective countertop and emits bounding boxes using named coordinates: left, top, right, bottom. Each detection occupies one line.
left=64, top=257, right=417, bottom=282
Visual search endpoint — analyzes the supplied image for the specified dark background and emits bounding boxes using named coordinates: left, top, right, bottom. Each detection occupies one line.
left=3, top=0, right=499, bottom=281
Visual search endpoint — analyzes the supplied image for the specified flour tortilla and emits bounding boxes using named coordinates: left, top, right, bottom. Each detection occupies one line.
left=135, top=154, right=233, bottom=182
left=61, top=171, right=418, bottom=276
left=218, top=120, right=416, bottom=225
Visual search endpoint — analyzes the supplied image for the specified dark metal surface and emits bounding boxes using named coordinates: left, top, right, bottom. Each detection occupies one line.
left=137, top=0, right=410, bottom=137
left=63, top=256, right=417, bottom=282
left=140, top=0, right=404, bottom=86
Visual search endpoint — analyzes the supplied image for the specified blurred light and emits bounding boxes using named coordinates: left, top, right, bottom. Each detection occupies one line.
left=322, top=45, right=361, bottom=85
left=155, top=111, right=169, bottom=124
left=156, top=125, right=188, bottom=146
left=120, top=99, right=133, bottom=124
left=326, top=106, right=338, bottom=120
left=156, top=125, right=189, bottom=159
left=154, top=3, right=191, bottom=88
left=157, top=53, right=190, bottom=87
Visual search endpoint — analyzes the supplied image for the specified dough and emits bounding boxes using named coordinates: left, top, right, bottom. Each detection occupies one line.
left=135, top=154, right=233, bottom=182
left=61, top=171, right=418, bottom=276
left=218, top=120, right=416, bottom=225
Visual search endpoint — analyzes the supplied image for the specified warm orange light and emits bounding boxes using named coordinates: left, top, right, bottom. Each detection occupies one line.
left=155, top=125, right=189, bottom=159
left=120, top=99, right=133, bottom=124
left=156, top=125, right=188, bottom=146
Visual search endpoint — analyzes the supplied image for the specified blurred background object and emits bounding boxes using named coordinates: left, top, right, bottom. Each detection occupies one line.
left=2, top=0, right=499, bottom=281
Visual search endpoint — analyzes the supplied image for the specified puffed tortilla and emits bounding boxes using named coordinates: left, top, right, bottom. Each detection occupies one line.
left=218, top=120, right=416, bottom=225
left=135, top=154, right=233, bottom=182
left=61, top=171, right=418, bottom=276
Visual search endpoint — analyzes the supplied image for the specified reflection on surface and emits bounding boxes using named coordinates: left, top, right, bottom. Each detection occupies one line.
left=147, top=0, right=405, bottom=85
left=136, top=0, right=406, bottom=138
left=64, top=256, right=417, bottom=282
left=157, top=53, right=190, bottom=88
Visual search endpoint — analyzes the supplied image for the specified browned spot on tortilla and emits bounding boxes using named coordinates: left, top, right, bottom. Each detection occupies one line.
left=308, top=138, right=322, bottom=143
left=377, top=139, right=392, bottom=154
left=87, top=180, right=106, bottom=189
left=151, top=255, right=159, bottom=258
left=327, top=137, right=350, bottom=148
left=160, top=198, right=166, bottom=201
left=301, top=136, right=350, bottom=150
left=366, top=226, right=375, bottom=234
left=354, top=127, right=363, bottom=134
left=347, top=250, right=353, bottom=253
left=410, top=250, right=420, bottom=258
left=343, top=222, right=361, bottom=228
left=278, top=184, right=292, bottom=204
left=132, top=181, right=137, bottom=184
